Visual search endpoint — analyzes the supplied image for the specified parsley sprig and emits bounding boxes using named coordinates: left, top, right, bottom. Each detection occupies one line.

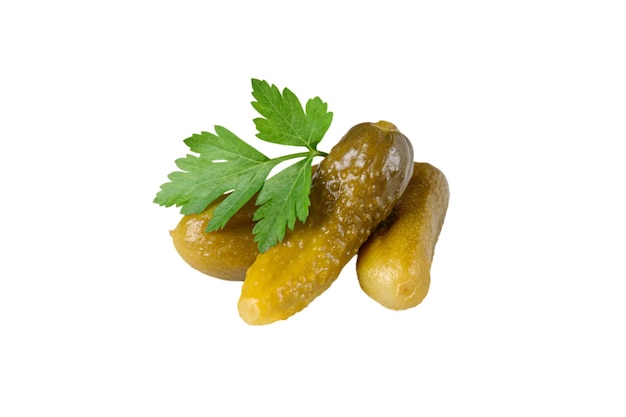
left=154, top=79, right=332, bottom=253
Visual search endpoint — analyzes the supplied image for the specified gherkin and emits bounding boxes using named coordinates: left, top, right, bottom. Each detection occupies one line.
left=357, top=162, right=449, bottom=310
left=238, top=121, right=414, bottom=325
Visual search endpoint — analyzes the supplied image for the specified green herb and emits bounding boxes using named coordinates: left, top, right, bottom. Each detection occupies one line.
left=154, top=79, right=332, bottom=253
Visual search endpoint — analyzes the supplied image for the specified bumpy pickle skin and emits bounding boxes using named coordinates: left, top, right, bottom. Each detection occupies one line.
left=238, top=121, right=414, bottom=325
left=356, top=162, right=449, bottom=310
left=170, top=195, right=259, bottom=281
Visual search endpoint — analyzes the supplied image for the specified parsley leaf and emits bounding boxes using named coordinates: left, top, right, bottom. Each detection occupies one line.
left=154, top=79, right=332, bottom=252
left=251, top=79, right=333, bottom=150
left=154, top=126, right=279, bottom=221
left=252, top=157, right=314, bottom=253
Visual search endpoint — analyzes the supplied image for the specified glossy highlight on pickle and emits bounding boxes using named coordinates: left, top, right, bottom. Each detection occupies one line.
left=238, top=121, right=414, bottom=325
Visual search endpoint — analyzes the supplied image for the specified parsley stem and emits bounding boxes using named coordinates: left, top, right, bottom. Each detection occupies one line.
left=272, top=150, right=328, bottom=164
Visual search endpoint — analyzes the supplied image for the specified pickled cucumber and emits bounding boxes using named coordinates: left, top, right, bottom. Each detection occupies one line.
left=356, top=162, right=449, bottom=310
left=170, top=195, right=259, bottom=281
left=238, top=121, right=414, bottom=325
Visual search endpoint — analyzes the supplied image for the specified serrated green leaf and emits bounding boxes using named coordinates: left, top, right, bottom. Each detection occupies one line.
left=153, top=127, right=278, bottom=223
left=304, top=97, right=333, bottom=148
left=252, top=157, right=314, bottom=252
left=204, top=164, right=271, bottom=231
left=251, top=79, right=333, bottom=150
left=184, top=126, right=267, bottom=163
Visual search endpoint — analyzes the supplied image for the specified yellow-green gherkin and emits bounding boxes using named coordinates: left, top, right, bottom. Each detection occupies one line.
left=356, top=162, right=449, bottom=310
left=238, top=121, right=414, bottom=325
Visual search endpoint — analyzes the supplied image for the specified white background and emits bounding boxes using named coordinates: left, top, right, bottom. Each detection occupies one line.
left=1, top=1, right=625, bottom=415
